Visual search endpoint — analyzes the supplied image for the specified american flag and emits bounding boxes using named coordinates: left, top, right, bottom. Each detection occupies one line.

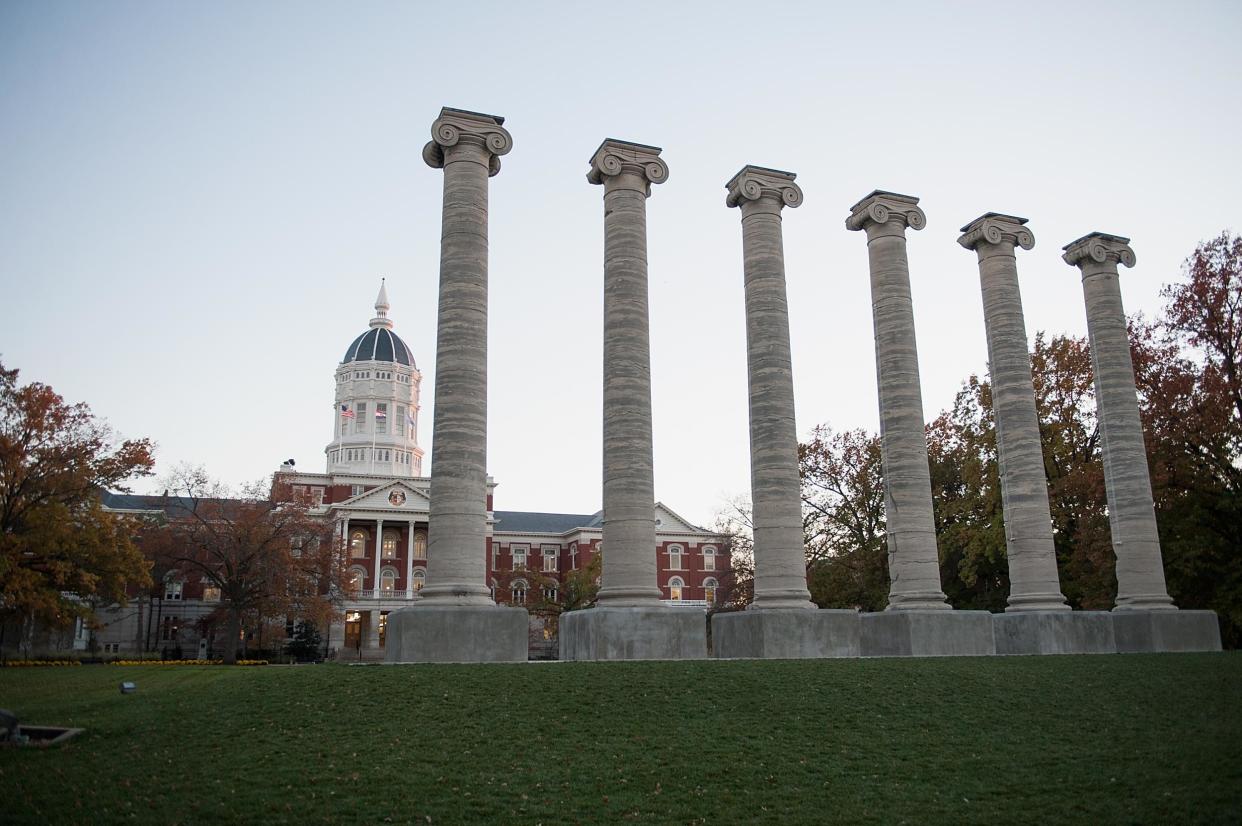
left=375, top=409, right=387, bottom=419
left=340, top=404, right=355, bottom=419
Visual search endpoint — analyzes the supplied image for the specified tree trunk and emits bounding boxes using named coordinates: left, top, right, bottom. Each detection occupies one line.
left=223, top=609, right=241, bottom=665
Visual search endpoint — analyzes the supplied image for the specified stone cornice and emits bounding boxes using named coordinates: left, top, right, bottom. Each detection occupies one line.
left=1062, top=232, right=1136, bottom=269
left=587, top=139, right=669, bottom=195
left=845, top=190, right=926, bottom=233
left=958, top=212, right=1035, bottom=252
left=421, top=107, right=513, bottom=176
left=725, top=165, right=803, bottom=210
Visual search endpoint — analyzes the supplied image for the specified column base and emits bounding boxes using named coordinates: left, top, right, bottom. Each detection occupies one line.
left=994, top=611, right=1115, bottom=655
left=384, top=604, right=528, bottom=663
left=1112, top=609, right=1222, bottom=653
left=559, top=606, right=706, bottom=661
left=860, top=610, right=995, bottom=657
left=711, top=609, right=860, bottom=659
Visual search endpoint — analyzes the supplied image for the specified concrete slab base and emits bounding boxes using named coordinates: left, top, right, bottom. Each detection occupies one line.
left=384, top=604, right=528, bottom=663
left=1112, top=609, right=1222, bottom=653
left=993, top=610, right=1116, bottom=655
left=560, top=606, right=707, bottom=661
left=860, top=610, right=995, bottom=657
left=711, top=609, right=860, bottom=659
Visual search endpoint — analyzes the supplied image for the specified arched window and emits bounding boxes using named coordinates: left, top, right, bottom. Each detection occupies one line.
left=511, top=579, right=528, bottom=605
left=703, top=577, right=719, bottom=606
left=668, top=576, right=684, bottom=601
left=382, top=530, right=399, bottom=559
left=164, top=577, right=183, bottom=601
left=702, top=546, right=717, bottom=572
left=667, top=545, right=684, bottom=571
left=412, top=569, right=426, bottom=593
left=543, top=585, right=558, bottom=603
left=350, top=530, right=367, bottom=559
left=347, top=567, right=367, bottom=591
left=413, top=531, right=427, bottom=559
left=380, top=568, right=397, bottom=595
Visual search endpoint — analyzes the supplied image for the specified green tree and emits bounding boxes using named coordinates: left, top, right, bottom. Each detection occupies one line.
left=0, top=361, right=154, bottom=654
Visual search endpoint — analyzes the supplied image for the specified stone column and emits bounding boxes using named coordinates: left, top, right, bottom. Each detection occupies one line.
left=405, top=521, right=415, bottom=599
left=365, top=610, right=381, bottom=650
left=590, top=139, right=668, bottom=607
left=725, top=166, right=814, bottom=611
left=385, top=108, right=527, bottom=664
left=1062, top=233, right=1175, bottom=610
left=958, top=214, right=1068, bottom=612
left=419, top=108, right=512, bottom=606
left=846, top=191, right=948, bottom=611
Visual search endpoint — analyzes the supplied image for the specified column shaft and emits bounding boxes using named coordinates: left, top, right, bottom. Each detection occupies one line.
left=960, top=215, right=1067, bottom=611
left=405, top=522, right=415, bottom=598
left=374, top=518, right=384, bottom=592
left=1064, top=233, right=1175, bottom=610
left=847, top=192, right=948, bottom=610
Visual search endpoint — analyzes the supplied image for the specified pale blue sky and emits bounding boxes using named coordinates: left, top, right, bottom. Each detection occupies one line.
left=2, top=1, right=1239, bottom=526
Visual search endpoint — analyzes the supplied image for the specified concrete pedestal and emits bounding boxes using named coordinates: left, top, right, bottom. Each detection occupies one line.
left=993, top=611, right=1115, bottom=655
left=860, top=610, right=995, bottom=657
left=1112, top=609, right=1221, bottom=653
left=560, top=607, right=706, bottom=661
left=711, top=609, right=860, bottom=659
left=384, top=604, right=528, bottom=663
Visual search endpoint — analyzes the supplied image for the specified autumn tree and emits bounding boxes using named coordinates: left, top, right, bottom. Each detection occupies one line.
left=710, top=496, right=755, bottom=610
left=0, top=361, right=154, bottom=654
left=141, top=467, right=349, bottom=663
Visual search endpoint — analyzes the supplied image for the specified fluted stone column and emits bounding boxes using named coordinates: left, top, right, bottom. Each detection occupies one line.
left=726, top=166, right=814, bottom=611
left=559, top=140, right=705, bottom=660
left=1063, top=233, right=1175, bottom=611
left=591, top=139, right=668, bottom=607
left=385, top=108, right=526, bottom=664
left=846, top=191, right=949, bottom=611
left=959, top=214, right=1068, bottom=612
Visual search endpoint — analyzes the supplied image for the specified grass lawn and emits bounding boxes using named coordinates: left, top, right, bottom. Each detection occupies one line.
left=1, top=654, right=1240, bottom=825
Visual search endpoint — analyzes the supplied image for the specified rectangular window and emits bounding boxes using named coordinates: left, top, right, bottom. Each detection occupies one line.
left=202, top=585, right=221, bottom=603
left=376, top=403, right=388, bottom=434
left=397, top=405, right=406, bottom=438
left=164, top=580, right=182, bottom=601
left=542, top=545, right=558, bottom=572
left=356, top=403, right=368, bottom=434
left=703, top=550, right=716, bottom=571
left=491, top=544, right=499, bottom=570
left=512, top=544, right=528, bottom=569
left=161, top=616, right=180, bottom=642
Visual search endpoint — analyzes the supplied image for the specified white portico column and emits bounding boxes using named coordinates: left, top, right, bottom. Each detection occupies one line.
left=591, top=139, right=668, bottom=607
left=959, top=214, right=1068, bottom=612
left=405, top=522, right=415, bottom=599
left=846, top=191, right=949, bottom=611
left=1062, top=233, right=1175, bottom=611
left=384, top=108, right=527, bottom=664
left=419, top=107, right=511, bottom=606
left=725, top=166, right=815, bottom=611
left=374, top=518, right=384, bottom=593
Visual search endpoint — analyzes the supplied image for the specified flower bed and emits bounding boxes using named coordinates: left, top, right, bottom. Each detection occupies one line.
left=0, top=660, right=82, bottom=668
left=109, top=659, right=268, bottom=667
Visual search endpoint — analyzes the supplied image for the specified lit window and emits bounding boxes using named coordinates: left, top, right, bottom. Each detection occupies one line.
left=512, top=545, right=528, bottom=569
left=350, top=531, right=367, bottom=558
left=668, top=577, right=684, bottom=601
left=413, top=531, right=427, bottom=559
left=542, top=545, right=558, bottom=572
left=667, top=545, right=684, bottom=570
left=202, top=585, right=221, bottom=603
left=704, top=577, right=719, bottom=606
left=703, top=547, right=717, bottom=571
left=164, top=579, right=183, bottom=601
left=382, top=530, right=398, bottom=559
left=511, top=579, right=528, bottom=605
left=348, top=568, right=366, bottom=591
left=379, top=612, right=388, bottom=647
left=161, top=615, right=181, bottom=641
left=412, top=569, right=425, bottom=592
left=380, top=569, right=396, bottom=595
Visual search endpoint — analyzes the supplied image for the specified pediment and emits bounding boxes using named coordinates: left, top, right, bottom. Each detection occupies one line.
left=340, top=480, right=429, bottom=512
left=654, top=502, right=703, bottom=533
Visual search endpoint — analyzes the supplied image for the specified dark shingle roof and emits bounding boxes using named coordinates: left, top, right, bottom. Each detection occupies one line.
left=492, top=510, right=602, bottom=534
left=342, top=327, right=414, bottom=367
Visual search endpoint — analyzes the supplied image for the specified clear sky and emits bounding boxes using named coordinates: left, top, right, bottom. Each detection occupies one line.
left=2, top=1, right=1240, bottom=528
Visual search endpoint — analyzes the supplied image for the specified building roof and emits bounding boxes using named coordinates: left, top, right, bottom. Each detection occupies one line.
left=492, top=510, right=603, bottom=533
left=342, top=327, right=414, bottom=367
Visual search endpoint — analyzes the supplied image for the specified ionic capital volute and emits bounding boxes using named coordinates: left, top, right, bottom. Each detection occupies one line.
left=957, top=212, right=1035, bottom=253
left=1061, top=232, right=1137, bottom=270
left=587, top=139, right=669, bottom=196
left=845, top=190, right=927, bottom=234
left=725, top=165, right=803, bottom=214
left=422, top=107, right=513, bottom=177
